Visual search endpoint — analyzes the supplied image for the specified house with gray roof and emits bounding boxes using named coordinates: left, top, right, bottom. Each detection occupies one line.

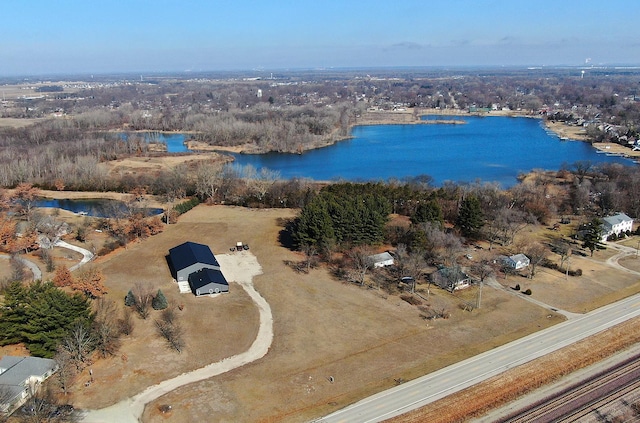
left=503, top=254, right=530, bottom=270
left=601, top=212, right=633, bottom=241
left=168, top=241, right=228, bottom=296
left=431, top=266, right=471, bottom=292
left=0, top=356, right=57, bottom=415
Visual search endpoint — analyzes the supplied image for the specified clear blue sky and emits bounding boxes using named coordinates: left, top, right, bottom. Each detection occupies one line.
left=2, top=0, right=639, bottom=76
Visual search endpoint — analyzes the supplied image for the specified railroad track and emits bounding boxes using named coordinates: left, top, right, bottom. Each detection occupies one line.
left=499, top=353, right=640, bottom=423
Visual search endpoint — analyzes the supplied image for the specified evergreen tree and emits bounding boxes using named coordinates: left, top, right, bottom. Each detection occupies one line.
left=456, top=195, right=484, bottom=239
left=293, top=197, right=335, bottom=247
left=582, top=218, right=606, bottom=256
left=292, top=185, right=391, bottom=249
left=0, top=281, right=92, bottom=358
left=411, top=199, right=444, bottom=226
left=124, top=289, right=136, bottom=307
left=152, top=289, right=168, bottom=310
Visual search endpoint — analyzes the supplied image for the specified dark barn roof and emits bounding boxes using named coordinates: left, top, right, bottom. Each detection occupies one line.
left=169, top=241, right=219, bottom=272
left=189, top=268, right=229, bottom=291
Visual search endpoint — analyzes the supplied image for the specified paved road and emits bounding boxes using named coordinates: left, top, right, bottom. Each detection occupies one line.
left=316, top=293, right=640, bottom=423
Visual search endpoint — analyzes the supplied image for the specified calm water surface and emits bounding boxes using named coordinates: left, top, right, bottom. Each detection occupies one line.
left=118, top=132, right=191, bottom=153
left=230, top=116, right=634, bottom=187
left=35, top=198, right=163, bottom=217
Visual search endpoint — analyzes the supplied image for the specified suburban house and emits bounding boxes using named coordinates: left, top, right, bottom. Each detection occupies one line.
left=601, top=213, right=634, bottom=241
left=367, top=252, right=395, bottom=268
left=0, top=356, right=58, bottom=415
left=431, top=266, right=471, bottom=292
left=503, top=254, right=530, bottom=270
left=168, top=241, right=228, bottom=296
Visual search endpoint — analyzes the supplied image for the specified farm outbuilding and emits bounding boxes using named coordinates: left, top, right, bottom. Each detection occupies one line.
left=188, top=268, right=229, bottom=296
left=169, top=241, right=228, bottom=296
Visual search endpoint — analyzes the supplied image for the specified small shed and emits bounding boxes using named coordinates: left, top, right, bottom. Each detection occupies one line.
left=367, top=252, right=395, bottom=268
left=169, top=241, right=221, bottom=282
left=188, top=268, right=229, bottom=296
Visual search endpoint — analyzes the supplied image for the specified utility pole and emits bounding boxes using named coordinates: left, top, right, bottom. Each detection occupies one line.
left=476, top=279, right=483, bottom=309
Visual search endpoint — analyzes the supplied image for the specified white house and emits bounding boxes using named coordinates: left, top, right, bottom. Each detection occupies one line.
left=0, top=356, right=58, bottom=415
left=503, top=254, right=530, bottom=270
left=367, top=252, right=394, bottom=268
left=601, top=213, right=634, bottom=241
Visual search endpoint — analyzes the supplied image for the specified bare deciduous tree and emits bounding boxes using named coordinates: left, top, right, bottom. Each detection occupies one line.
left=155, top=312, right=184, bottom=353
left=92, top=298, right=121, bottom=358
left=61, top=323, right=95, bottom=372
left=346, top=246, right=375, bottom=286
left=394, top=244, right=426, bottom=293
left=195, top=161, right=223, bottom=203
left=118, top=307, right=135, bottom=336
left=53, top=347, right=76, bottom=396
left=522, top=241, right=550, bottom=278
left=132, top=282, right=154, bottom=319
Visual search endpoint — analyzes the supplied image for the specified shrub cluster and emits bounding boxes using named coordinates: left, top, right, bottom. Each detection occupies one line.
left=400, top=294, right=423, bottom=306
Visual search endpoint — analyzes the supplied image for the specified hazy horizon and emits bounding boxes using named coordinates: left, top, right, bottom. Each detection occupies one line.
left=3, top=0, right=639, bottom=76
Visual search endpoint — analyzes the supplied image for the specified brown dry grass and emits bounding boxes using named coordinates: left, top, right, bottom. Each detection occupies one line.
left=16, top=201, right=638, bottom=422
left=131, top=208, right=566, bottom=423
left=99, top=152, right=231, bottom=180
left=388, top=316, right=640, bottom=423
left=0, top=118, right=44, bottom=128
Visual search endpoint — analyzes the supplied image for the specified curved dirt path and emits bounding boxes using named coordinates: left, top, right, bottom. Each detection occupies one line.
left=0, top=254, right=42, bottom=280
left=81, top=252, right=272, bottom=423
left=55, top=240, right=94, bottom=271
left=0, top=240, right=93, bottom=281
left=603, top=242, right=640, bottom=276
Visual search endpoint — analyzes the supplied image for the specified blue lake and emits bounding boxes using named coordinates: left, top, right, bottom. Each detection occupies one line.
left=229, top=116, right=635, bottom=187
left=35, top=198, right=164, bottom=218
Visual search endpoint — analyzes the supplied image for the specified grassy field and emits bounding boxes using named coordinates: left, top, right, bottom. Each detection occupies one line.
left=13, top=203, right=636, bottom=422
left=80, top=204, right=561, bottom=423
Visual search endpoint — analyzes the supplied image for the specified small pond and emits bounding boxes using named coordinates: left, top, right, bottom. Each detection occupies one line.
left=35, top=198, right=164, bottom=218
left=116, top=132, right=192, bottom=153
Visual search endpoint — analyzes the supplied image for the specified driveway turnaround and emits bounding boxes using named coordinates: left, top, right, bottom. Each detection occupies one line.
left=81, top=252, right=272, bottom=423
